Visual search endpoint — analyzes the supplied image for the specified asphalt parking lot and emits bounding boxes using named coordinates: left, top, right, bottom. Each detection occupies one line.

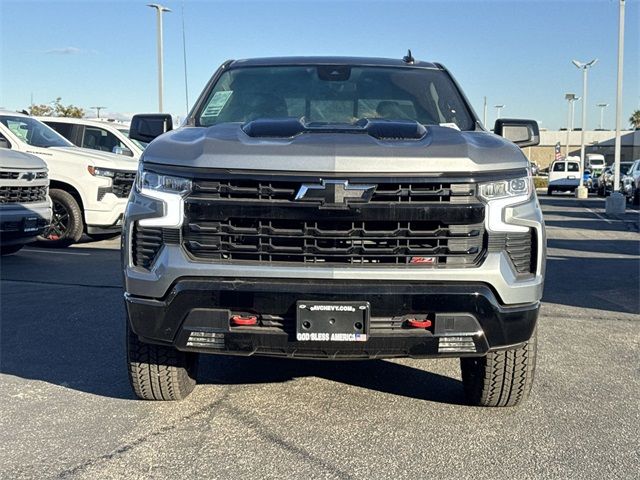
left=1, top=195, right=638, bottom=480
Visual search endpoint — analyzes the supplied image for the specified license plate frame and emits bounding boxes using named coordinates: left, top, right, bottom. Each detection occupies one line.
left=296, top=301, right=370, bottom=342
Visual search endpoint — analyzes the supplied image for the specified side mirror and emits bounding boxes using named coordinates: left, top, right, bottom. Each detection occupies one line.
left=494, top=118, right=540, bottom=148
left=129, top=114, right=173, bottom=143
left=112, top=146, right=134, bottom=157
left=0, top=137, right=10, bottom=149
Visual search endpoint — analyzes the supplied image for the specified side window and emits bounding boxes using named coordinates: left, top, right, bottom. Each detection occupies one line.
left=0, top=131, right=11, bottom=149
left=552, top=162, right=565, bottom=172
left=46, top=122, right=74, bottom=141
left=82, top=126, right=125, bottom=153
left=567, top=162, right=580, bottom=172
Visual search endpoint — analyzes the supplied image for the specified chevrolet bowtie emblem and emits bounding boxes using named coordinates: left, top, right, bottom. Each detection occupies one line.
left=295, top=180, right=376, bottom=208
left=21, top=172, right=36, bottom=181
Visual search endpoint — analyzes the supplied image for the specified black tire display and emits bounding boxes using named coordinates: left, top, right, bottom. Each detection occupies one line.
left=37, top=189, right=84, bottom=248
left=127, top=322, right=199, bottom=401
left=460, top=332, right=537, bottom=407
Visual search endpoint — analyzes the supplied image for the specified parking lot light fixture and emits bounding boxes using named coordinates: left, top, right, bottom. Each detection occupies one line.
left=564, top=93, right=578, bottom=157
left=91, top=106, right=106, bottom=119
left=572, top=58, right=597, bottom=198
left=494, top=104, right=505, bottom=121
left=148, top=4, right=171, bottom=112
left=597, top=103, right=609, bottom=130
left=606, top=0, right=626, bottom=214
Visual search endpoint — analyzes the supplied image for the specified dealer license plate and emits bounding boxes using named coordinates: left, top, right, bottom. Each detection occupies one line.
left=296, top=301, right=369, bottom=342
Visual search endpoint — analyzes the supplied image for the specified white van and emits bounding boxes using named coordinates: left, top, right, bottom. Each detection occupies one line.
left=586, top=154, right=606, bottom=174
left=547, top=157, right=582, bottom=195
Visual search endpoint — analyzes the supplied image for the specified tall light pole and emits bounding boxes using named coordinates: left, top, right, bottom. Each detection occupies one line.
left=148, top=4, right=171, bottom=112
left=606, top=0, right=626, bottom=214
left=564, top=93, right=579, bottom=157
left=572, top=58, right=597, bottom=198
left=494, top=104, right=505, bottom=120
left=483, top=96, right=488, bottom=128
left=91, top=106, right=106, bottom=118
left=596, top=103, right=609, bottom=130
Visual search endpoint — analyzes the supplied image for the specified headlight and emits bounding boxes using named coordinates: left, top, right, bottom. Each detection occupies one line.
left=87, top=166, right=115, bottom=178
left=136, top=164, right=192, bottom=195
left=479, top=176, right=531, bottom=201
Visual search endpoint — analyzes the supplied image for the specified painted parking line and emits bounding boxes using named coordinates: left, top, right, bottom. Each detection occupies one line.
left=585, top=208, right=614, bottom=225
left=22, top=248, right=91, bottom=256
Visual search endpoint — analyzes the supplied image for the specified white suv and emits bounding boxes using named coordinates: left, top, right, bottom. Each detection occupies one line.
left=40, top=117, right=145, bottom=160
left=0, top=111, right=138, bottom=246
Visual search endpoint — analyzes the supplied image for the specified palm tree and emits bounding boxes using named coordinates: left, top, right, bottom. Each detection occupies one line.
left=630, top=110, right=640, bottom=130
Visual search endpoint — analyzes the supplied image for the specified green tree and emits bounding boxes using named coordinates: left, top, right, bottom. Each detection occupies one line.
left=28, top=97, right=84, bottom=118
left=28, top=103, right=54, bottom=116
left=630, top=110, right=640, bottom=130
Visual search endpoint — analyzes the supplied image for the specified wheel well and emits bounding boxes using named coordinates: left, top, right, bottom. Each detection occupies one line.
left=49, top=181, right=85, bottom=219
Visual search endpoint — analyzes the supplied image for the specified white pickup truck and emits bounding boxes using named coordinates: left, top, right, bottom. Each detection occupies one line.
left=0, top=149, right=52, bottom=254
left=40, top=116, right=145, bottom=160
left=0, top=111, right=138, bottom=246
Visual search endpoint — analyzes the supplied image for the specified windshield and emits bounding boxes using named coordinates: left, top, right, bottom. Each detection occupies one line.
left=197, top=65, right=475, bottom=130
left=0, top=115, right=73, bottom=148
left=117, top=128, right=148, bottom=150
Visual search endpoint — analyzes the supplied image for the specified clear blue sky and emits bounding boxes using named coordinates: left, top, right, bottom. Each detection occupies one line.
left=1, top=0, right=638, bottom=129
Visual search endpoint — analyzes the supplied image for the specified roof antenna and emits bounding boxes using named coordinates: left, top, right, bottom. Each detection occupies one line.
left=403, top=49, right=415, bottom=64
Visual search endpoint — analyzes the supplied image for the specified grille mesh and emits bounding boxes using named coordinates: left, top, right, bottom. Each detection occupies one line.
left=183, top=218, right=485, bottom=265
left=0, top=186, right=48, bottom=204
left=182, top=176, right=486, bottom=267
left=191, top=179, right=474, bottom=203
left=112, top=171, right=136, bottom=198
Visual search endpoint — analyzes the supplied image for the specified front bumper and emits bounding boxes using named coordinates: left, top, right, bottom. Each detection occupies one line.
left=0, top=201, right=52, bottom=245
left=126, top=278, right=539, bottom=359
left=84, top=196, right=128, bottom=229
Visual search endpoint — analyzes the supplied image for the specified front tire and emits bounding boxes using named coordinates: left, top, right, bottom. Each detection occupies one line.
left=127, top=322, right=199, bottom=401
left=37, top=189, right=83, bottom=248
left=633, top=187, right=640, bottom=206
left=460, top=332, right=537, bottom=407
left=546, top=187, right=553, bottom=196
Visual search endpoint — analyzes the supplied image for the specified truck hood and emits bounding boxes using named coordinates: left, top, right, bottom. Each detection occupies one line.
left=49, top=147, right=138, bottom=171
left=142, top=123, right=529, bottom=174
left=0, top=149, right=48, bottom=170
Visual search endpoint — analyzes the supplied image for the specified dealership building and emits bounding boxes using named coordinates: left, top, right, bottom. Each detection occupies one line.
left=523, top=129, right=639, bottom=168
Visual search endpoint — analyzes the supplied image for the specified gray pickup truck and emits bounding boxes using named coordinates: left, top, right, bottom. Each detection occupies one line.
left=0, top=149, right=51, bottom=254
left=124, top=55, right=545, bottom=406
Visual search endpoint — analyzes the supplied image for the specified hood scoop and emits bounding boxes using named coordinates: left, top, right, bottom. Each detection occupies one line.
left=241, top=118, right=427, bottom=141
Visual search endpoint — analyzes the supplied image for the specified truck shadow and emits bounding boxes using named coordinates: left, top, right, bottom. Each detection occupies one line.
left=0, top=247, right=467, bottom=403
left=198, top=355, right=466, bottom=405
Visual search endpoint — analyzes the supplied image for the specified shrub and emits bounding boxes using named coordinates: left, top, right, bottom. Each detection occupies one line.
left=533, top=176, right=548, bottom=189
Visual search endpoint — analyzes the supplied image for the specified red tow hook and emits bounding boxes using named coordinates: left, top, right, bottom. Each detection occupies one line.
left=406, top=318, right=432, bottom=329
left=230, top=315, right=259, bottom=326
